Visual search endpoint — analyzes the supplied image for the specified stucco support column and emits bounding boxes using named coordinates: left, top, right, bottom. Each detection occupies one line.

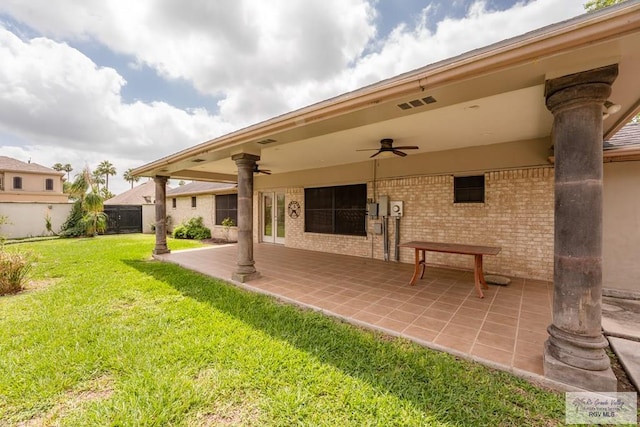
left=231, top=153, right=261, bottom=282
left=543, top=64, right=618, bottom=391
left=153, top=175, right=170, bottom=255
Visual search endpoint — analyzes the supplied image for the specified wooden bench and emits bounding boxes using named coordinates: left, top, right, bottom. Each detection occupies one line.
left=398, top=241, right=501, bottom=298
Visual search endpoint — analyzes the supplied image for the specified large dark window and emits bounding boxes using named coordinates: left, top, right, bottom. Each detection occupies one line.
left=45, top=178, right=54, bottom=191
left=454, top=175, right=485, bottom=203
left=216, top=194, right=237, bottom=225
left=172, top=198, right=176, bottom=209
left=13, top=176, right=22, bottom=190
left=305, top=184, right=366, bottom=236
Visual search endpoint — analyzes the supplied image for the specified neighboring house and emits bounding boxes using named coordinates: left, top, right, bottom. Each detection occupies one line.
left=602, top=122, right=640, bottom=297
left=105, top=179, right=159, bottom=206
left=0, top=156, right=67, bottom=203
left=166, top=181, right=237, bottom=240
left=104, top=180, right=164, bottom=234
left=134, top=3, right=640, bottom=391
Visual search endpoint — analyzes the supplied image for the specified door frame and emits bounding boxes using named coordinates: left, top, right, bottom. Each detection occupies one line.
left=261, top=192, right=285, bottom=244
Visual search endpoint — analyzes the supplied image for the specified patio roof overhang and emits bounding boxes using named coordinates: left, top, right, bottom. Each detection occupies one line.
left=132, top=2, right=640, bottom=182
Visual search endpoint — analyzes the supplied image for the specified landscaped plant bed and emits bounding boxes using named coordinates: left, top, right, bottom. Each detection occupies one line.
left=0, top=235, right=570, bottom=426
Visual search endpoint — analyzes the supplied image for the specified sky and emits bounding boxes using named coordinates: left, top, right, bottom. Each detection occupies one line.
left=0, top=0, right=588, bottom=195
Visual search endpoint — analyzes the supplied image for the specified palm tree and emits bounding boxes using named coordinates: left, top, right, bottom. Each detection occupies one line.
left=52, top=163, right=64, bottom=172
left=61, top=167, right=107, bottom=236
left=96, top=160, right=116, bottom=191
left=91, top=170, right=105, bottom=190
left=123, top=168, right=140, bottom=189
left=82, top=190, right=107, bottom=236
left=63, top=164, right=73, bottom=181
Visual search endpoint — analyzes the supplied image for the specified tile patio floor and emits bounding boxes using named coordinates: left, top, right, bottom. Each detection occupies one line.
left=155, top=243, right=553, bottom=381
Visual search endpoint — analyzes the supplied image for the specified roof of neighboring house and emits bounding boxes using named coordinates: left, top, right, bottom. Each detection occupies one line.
left=0, top=156, right=64, bottom=175
left=105, top=180, right=167, bottom=205
left=167, top=181, right=236, bottom=197
left=604, top=122, right=640, bottom=149
left=603, top=122, right=640, bottom=162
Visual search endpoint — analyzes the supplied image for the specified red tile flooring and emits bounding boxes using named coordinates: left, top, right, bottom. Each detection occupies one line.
left=155, top=243, right=553, bottom=380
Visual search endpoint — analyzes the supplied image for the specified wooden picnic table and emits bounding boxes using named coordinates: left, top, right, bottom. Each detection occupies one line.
left=398, top=241, right=501, bottom=298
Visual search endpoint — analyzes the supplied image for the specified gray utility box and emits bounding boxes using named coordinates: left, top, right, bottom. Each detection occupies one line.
left=390, top=201, right=403, bottom=217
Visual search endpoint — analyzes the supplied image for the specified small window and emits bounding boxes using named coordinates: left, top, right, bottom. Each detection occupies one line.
left=13, top=176, right=22, bottom=190
left=172, top=198, right=177, bottom=208
left=215, top=194, right=237, bottom=225
left=454, top=175, right=485, bottom=203
left=191, top=196, right=197, bottom=208
left=45, top=178, right=54, bottom=191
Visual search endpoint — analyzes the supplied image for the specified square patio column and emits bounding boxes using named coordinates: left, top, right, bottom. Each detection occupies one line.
left=543, top=64, right=618, bottom=391
left=231, top=153, right=261, bottom=282
left=153, top=175, right=170, bottom=255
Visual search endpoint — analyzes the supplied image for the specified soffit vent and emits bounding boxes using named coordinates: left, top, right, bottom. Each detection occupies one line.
left=192, top=158, right=206, bottom=163
left=397, top=96, right=437, bottom=111
left=256, top=138, right=277, bottom=145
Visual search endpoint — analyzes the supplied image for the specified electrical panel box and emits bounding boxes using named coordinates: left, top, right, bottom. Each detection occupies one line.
left=378, top=195, right=389, bottom=217
left=390, top=200, right=404, bottom=217
left=367, top=202, right=378, bottom=218
left=372, top=222, right=383, bottom=234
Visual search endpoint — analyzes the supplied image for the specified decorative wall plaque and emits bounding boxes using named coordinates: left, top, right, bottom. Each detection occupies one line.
left=288, top=201, right=301, bottom=218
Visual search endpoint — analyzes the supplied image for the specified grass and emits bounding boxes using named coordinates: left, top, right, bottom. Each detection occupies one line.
left=0, top=235, right=568, bottom=426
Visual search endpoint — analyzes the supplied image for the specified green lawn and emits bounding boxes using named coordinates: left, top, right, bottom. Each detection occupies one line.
left=0, top=235, right=567, bottom=426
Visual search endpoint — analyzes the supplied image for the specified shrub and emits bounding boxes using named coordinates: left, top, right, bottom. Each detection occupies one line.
left=172, top=217, right=211, bottom=240
left=221, top=217, right=235, bottom=242
left=0, top=250, right=32, bottom=295
left=60, top=201, right=86, bottom=237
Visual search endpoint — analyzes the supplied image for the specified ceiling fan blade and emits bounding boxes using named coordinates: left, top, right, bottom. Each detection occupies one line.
left=392, top=149, right=407, bottom=157
left=356, top=148, right=380, bottom=152
left=394, top=146, right=419, bottom=150
left=370, top=151, right=383, bottom=158
left=262, top=170, right=272, bottom=175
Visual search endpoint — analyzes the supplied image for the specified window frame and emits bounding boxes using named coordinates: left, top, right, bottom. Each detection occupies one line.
left=453, top=175, right=485, bottom=204
left=304, top=183, right=367, bottom=237
left=215, top=193, right=238, bottom=226
left=191, top=196, right=197, bottom=208
left=13, top=176, right=23, bottom=190
left=45, top=178, right=54, bottom=191
left=172, top=198, right=177, bottom=209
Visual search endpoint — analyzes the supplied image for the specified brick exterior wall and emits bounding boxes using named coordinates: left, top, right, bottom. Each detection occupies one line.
left=258, top=167, right=555, bottom=281
left=169, top=194, right=238, bottom=241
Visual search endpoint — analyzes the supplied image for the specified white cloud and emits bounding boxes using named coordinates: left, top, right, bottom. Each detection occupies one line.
left=0, top=25, right=234, bottom=193
left=0, top=0, right=586, bottom=194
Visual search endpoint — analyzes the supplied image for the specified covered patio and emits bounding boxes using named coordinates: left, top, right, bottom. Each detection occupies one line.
left=136, top=4, right=640, bottom=392
left=155, top=243, right=552, bottom=382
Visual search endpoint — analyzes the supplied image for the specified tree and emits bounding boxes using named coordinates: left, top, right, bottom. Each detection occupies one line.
left=91, top=170, right=105, bottom=190
left=584, top=0, right=627, bottom=12
left=60, top=167, right=107, bottom=237
left=123, top=168, right=140, bottom=189
left=96, top=160, right=116, bottom=191
left=52, top=163, right=64, bottom=172
left=100, top=187, right=114, bottom=200
left=63, top=164, right=73, bottom=181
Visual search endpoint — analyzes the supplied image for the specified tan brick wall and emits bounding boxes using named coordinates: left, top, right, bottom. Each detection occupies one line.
left=169, top=194, right=214, bottom=231
left=169, top=194, right=240, bottom=241
left=262, top=167, right=554, bottom=281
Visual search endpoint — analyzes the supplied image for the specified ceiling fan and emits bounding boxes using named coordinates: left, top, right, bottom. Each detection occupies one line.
left=357, top=138, right=419, bottom=158
left=253, top=164, right=271, bottom=175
